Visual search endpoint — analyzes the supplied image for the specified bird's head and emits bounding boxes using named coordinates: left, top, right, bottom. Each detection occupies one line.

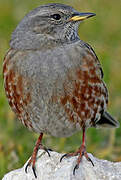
left=10, top=3, right=95, bottom=50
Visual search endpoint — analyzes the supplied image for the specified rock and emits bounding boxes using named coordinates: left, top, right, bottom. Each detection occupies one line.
left=2, top=150, right=121, bottom=180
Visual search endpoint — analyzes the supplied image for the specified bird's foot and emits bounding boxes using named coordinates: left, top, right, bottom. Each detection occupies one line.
left=60, top=144, right=94, bottom=175
left=25, top=145, right=51, bottom=178
left=25, top=133, right=51, bottom=178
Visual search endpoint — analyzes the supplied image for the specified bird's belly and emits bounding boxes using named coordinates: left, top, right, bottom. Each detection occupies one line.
left=25, top=98, right=80, bottom=137
left=24, top=103, right=80, bottom=137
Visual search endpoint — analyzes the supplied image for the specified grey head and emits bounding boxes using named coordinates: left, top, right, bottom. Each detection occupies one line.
left=10, top=3, right=95, bottom=50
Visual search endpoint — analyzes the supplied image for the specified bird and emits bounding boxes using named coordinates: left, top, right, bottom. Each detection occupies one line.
left=3, top=3, right=119, bottom=178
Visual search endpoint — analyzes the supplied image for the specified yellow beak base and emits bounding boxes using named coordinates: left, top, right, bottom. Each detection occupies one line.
left=70, top=13, right=96, bottom=22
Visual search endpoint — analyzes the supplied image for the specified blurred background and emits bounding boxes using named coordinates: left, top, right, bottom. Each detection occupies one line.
left=0, top=0, right=121, bottom=178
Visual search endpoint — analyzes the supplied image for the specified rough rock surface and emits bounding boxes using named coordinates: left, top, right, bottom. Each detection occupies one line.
left=2, top=150, right=121, bottom=180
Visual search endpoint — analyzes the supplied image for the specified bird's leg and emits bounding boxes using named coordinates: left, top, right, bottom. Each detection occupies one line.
left=60, top=127, right=94, bottom=175
left=25, top=133, right=51, bottom=178
left=73, top=127, right=94, bottom=174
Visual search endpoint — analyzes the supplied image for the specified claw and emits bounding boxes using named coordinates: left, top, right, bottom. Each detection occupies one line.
left=25, top=163, right=30, bottom=173
left=84, top=151, right=94, bottom=166
left=44, top=147, right=51, bottom=157
left=60, top=153, right=68, bottom=162
left=47, top=148, right=53, bottom=152
left=87, top=157, right=94, bottom=166
left=73, top=164, right=79, bottom=175
left=32, top=166, right=37, bottom=178
left=60, top=152, right=78, bottom=162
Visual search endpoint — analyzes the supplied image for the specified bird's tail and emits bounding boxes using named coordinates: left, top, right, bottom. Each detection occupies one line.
left=96, top=111, right=120, bottom=128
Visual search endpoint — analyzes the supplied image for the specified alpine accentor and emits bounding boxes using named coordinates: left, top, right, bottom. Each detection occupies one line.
left=3, top=3, right=119, bottom=177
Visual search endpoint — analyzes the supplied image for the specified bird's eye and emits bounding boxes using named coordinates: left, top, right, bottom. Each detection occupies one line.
left=51, top=14, right=61, bottom=20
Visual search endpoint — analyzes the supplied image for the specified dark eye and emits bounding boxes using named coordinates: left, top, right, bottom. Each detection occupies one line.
left=51, top=14, right=61, bottom=20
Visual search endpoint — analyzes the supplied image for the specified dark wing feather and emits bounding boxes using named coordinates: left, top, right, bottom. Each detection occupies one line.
left=96, top=111, right=120, bottom=128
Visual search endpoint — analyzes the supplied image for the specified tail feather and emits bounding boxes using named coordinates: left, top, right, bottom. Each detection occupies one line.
left=96, top=111, right=120, bottom=128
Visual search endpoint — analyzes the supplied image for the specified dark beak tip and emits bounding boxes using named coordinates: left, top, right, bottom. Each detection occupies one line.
left=92, top=13, right=96, bottom=17
left=88, top=13, right=96, bottom=18
left=85, top=13, right=96, bottom=20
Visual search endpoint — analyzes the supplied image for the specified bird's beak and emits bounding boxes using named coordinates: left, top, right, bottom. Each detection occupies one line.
left=70, top=12, right=96, bottom=22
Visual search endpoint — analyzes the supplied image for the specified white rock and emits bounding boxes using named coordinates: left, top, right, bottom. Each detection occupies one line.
left=2, top=150, right=121, bottom=180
